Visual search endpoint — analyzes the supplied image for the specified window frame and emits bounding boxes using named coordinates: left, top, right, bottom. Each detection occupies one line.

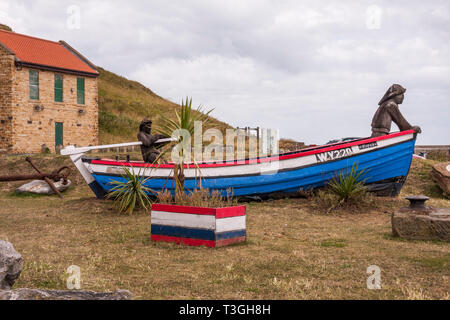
left=29, top=70, right=39, bottom=100
left=54, top=73, right=63, bottom=103
left=77, top=77, right=85, bottom=105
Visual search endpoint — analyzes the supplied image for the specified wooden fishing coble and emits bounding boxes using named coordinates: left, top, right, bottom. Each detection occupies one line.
left=62, top=130, right=417, bottom=199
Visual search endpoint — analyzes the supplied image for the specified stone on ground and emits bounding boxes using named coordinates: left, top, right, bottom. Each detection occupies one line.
left=432, top=162, right=450, bottom=198
left=392, top=209, right=450, bottom=241
left=0, top=288, right=133, bottom=300
left=0, top=240, right=23, bottom=290
left=15, top=179, right=71, bottom=195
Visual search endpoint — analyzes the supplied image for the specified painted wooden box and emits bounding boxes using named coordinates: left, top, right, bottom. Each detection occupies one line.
left=151, top=204, right=246, bottom=247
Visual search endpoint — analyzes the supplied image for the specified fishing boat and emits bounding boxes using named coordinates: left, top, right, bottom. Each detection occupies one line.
left=61, top=130, right=417, bottom=199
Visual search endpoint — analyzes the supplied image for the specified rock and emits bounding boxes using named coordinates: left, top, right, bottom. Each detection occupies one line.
left=432, top=162, right=450, bottom=198
left=15, top=179, right=72, bottom=195
left=0, top=288, right=133, bottom=300
left=392, top=209, right=450, bottom=241
left=0, top=240, right=23, bottom=290
left=55, top=145, right=64, bottom=154
left=41, top=144, right=50, bottom=154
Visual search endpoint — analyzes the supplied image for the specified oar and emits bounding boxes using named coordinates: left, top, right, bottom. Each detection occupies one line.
left=60, top=138, right=176, bottom=199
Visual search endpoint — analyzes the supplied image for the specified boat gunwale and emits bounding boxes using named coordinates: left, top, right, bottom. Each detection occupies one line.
left=89, top=130, right=416, bottom=169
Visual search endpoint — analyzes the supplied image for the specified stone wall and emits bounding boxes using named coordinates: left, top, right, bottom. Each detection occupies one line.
left=9, top=66, right=98, bottom=153
left=0, top=47, right=13, bottom=153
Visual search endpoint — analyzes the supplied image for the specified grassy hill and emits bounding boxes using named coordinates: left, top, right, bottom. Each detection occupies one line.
left=97, top=67, right=231, bottom=144
left=98, top=68, right=302, bottom=153
left=0, top=24, right=12, bottom=31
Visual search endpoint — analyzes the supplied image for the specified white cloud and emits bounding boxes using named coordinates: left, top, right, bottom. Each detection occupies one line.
left=2, top=0, right=449, bottom=144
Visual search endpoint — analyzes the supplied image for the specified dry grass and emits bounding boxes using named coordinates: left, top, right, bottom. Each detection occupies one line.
left=426, top=150, right=449, bottom=162
left=0, top=156, right=448, bottom=300
left=156, top=188, right=237, bottom=208
left=312, top=188, right=378, bottom=214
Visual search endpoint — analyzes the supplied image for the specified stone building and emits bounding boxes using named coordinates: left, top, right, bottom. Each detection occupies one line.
left=0, top=29, right=99, bottom=154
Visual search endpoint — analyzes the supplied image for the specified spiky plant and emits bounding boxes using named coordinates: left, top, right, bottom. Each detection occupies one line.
left=106, top=167, right=153, bottom=214
left=154, top=97, right=213, bottom=202
left=328, top=162, right=368, bottom=205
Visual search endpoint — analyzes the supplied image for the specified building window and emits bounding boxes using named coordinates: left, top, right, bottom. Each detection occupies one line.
left=77, top=77, right=85, bottom=105
left=54, top=74, right=63, bottom=102
left=29, top=70, right=39, bottom=100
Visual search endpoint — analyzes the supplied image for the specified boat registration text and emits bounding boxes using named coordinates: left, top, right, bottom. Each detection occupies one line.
left=315, top=147, right=353, bottom=163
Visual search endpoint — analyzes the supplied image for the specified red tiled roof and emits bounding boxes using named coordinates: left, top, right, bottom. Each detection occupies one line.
left=0, top=29, right=98, bottom=75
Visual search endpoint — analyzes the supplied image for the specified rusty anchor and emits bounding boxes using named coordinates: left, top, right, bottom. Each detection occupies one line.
left=0, top=157, right=71, bottom=198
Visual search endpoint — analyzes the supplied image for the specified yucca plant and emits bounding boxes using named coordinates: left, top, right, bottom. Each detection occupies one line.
left=154, top=97, right=213, bottom=202
left=106, top=167, right=153, bottom=214
left=328, top=162, right=368, bottom=205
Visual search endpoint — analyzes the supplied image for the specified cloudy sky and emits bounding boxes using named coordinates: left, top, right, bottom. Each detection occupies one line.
left=1, top=0, right=449, bottom=144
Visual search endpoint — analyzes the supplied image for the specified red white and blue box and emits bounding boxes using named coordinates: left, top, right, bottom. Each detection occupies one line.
left=150, top=204, right=246, bottom=247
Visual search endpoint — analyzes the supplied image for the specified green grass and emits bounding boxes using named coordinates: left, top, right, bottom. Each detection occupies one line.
left=7, top=192, right=50, bottom=199
left=0, top=24, right=12, bottom=31
left=320, top=239, right=347, bottom=248
left=99, top=111, right=140, bottom=138
left=18, top=261, right=65, bottom=290
left=413, top=256, right=450, bottom=271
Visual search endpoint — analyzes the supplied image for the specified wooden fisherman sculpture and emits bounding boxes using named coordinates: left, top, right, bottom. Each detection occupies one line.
left=371, top=84, right=422, bottom=137
left=137, top=118, right=168, bottom=163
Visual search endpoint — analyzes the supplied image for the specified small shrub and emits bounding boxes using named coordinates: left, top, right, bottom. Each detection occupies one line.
left=156, top=188, right=237, bottom=208
left=313, top=163, right=376, bottom=212
left=314, top=189, right=339, bottom=209
left=156, top=189, right=173, bottom=204
left=328, top=163, right=368, bottom=205
left=106, top=167, right=153, bottom=214
left=298, top=188, right=314, bottom=198
left=40, top=144, right=51, bottom=154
